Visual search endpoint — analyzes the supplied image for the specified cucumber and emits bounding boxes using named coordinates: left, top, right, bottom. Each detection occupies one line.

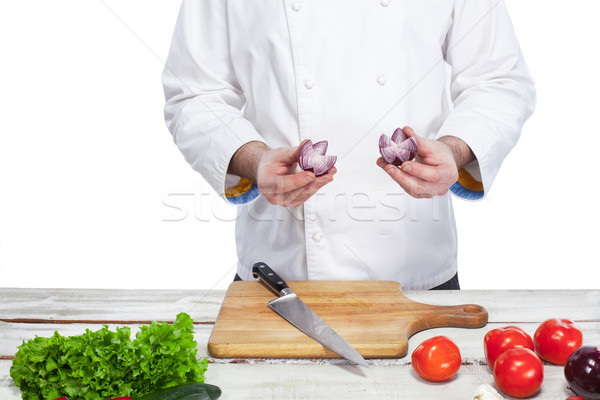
left=134, top=383, right=221, bottom=400
left=178, top=394, right=215, bottom=400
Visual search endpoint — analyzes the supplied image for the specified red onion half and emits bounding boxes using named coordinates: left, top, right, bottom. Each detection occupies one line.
left=298, top=140, right=337, bottom=176
left=379, top=128, right=418, bottom=166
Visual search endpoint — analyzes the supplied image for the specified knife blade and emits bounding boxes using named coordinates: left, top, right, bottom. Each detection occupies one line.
left=252, top=262, right=368, bottom=367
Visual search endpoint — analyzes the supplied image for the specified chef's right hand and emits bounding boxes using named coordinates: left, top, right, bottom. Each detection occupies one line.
left=229, top=140, right=336, bottom=207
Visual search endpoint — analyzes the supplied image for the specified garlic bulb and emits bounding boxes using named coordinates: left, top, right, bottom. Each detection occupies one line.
left=472, top=384, right=503, bottom=400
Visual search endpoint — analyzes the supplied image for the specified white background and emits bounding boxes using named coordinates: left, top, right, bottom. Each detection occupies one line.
left=0, top=0, right=598, bottom=290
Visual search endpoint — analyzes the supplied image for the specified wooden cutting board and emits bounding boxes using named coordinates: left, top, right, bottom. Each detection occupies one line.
left=207, top=281, right=488, bottom=359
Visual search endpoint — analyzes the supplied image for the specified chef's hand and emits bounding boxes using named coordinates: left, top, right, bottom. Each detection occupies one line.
left=228, top=140, right=336, bottom=207
left=376, top=126, right=474, bottom=199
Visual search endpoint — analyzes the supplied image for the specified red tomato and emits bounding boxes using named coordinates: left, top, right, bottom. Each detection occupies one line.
left=534, top=318, right=583, bottom=365
left=484, top=325, right=534, bottom=370
left=411, top=336, right=461, bottom=382
left=493, top=348, right=544, bottom=398
left=565, top=397, right=586, bottom=400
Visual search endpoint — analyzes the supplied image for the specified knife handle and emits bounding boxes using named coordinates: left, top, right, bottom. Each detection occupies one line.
left=252, top=262, right=290, bottom=295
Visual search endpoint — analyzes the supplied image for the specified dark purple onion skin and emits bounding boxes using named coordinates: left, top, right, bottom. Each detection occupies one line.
left=387, top=153, right=416, bottom=167
left=564, top=346, right=600, bottom=399
left=389, top=157, right=404, bottom=167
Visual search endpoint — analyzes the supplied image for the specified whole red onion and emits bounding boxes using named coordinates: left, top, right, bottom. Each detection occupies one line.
left=564, top=346, right=600, bottom=399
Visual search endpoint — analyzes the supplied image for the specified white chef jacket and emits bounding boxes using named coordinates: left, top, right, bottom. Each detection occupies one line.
left=163, top=0, right=535, bottom=289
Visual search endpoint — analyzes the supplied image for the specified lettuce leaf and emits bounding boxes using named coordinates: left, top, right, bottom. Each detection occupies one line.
left=10, top=312, right=207, bottom=400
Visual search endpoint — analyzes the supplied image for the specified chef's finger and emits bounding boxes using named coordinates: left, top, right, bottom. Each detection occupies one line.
left=323, top=165, right=337, bottom=177
left=403, top=125, right=440, bottom=158
left=384, top=166, right=418, bottom=195
left=271, top=163, right=335, bottom=196
left=400, top=161, right=444, bottom=184
left=261, top=170, right=316, bottom=195
left=265, top=139, right=310, bottom=170
left=402, top=126, right=416, bottom=138
left=286, top=139, right=311, bottom=164
left=283, top=173, right=334, bottom=207
left=383, top=165, right=444, bottom=198
left=284, top=188, right=319, bottom=208
left=376, top=157, right=388, bottom=170
left=402, top=125, right=424, bottom=152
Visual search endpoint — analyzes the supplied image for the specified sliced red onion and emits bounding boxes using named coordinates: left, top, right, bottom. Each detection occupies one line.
left=379, top=127, right=418, bottom=166
left=298, top=140, right=337, bottom=176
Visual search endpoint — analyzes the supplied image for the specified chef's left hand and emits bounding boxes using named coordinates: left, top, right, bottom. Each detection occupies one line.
left=377, top=126, right=474, bottom=199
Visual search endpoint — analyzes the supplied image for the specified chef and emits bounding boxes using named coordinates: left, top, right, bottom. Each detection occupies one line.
left=162, top=0, right=535, bottom=290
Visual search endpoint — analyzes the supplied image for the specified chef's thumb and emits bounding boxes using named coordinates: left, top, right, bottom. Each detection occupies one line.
left=288, top=139, right=310, bottom=163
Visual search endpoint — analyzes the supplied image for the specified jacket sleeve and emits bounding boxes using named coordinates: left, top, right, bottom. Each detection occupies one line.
left=162, top=0, right=264, bottom=205
left=437, top=0, right=536, bottom=200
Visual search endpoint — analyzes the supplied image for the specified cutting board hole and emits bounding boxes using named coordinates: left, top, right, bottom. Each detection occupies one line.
left=463, top=305, right=484, bottom=314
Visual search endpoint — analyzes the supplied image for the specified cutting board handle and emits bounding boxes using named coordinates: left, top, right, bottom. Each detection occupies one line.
left=413, top=303, right=489, bottom=332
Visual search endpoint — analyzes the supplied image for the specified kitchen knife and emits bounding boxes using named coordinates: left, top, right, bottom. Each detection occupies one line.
left=252, top=262, right=368, bottom=367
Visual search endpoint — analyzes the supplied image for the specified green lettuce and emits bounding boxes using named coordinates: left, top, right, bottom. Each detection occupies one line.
left=10, top=312, right=208, bottom=400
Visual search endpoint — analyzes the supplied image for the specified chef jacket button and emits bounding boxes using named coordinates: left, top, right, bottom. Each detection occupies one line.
left=292, top=2, right=302, bottom=11
left=304, top=79, right=315, bottom=90
left=312, top=232, right=323, bottom=242
left=380, top=0, right=391, bottom=6
left=377, top=75, right=387, bottom=86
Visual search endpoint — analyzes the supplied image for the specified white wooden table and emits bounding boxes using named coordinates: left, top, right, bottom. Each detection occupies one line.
left=1, top=288, right=598, bottom=399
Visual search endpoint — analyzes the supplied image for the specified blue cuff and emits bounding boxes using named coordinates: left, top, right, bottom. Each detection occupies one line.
left=226, top=182, right=260, bottom=205
left=450, top=181, right=484, bottom=200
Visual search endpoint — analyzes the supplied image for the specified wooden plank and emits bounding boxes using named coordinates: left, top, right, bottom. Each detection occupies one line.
left=3, top=320, right=599, bottom=365
left=1, top=288, right=598, bottom=324
left=0, top=288, right=224, bottom=322
left=206, top=363, right=575, bottom=400
left=404, top=289, right=600, bottom=323
left=0, top=360, right=578, bottom=400
left=0, top=361, right=21, bottom=400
